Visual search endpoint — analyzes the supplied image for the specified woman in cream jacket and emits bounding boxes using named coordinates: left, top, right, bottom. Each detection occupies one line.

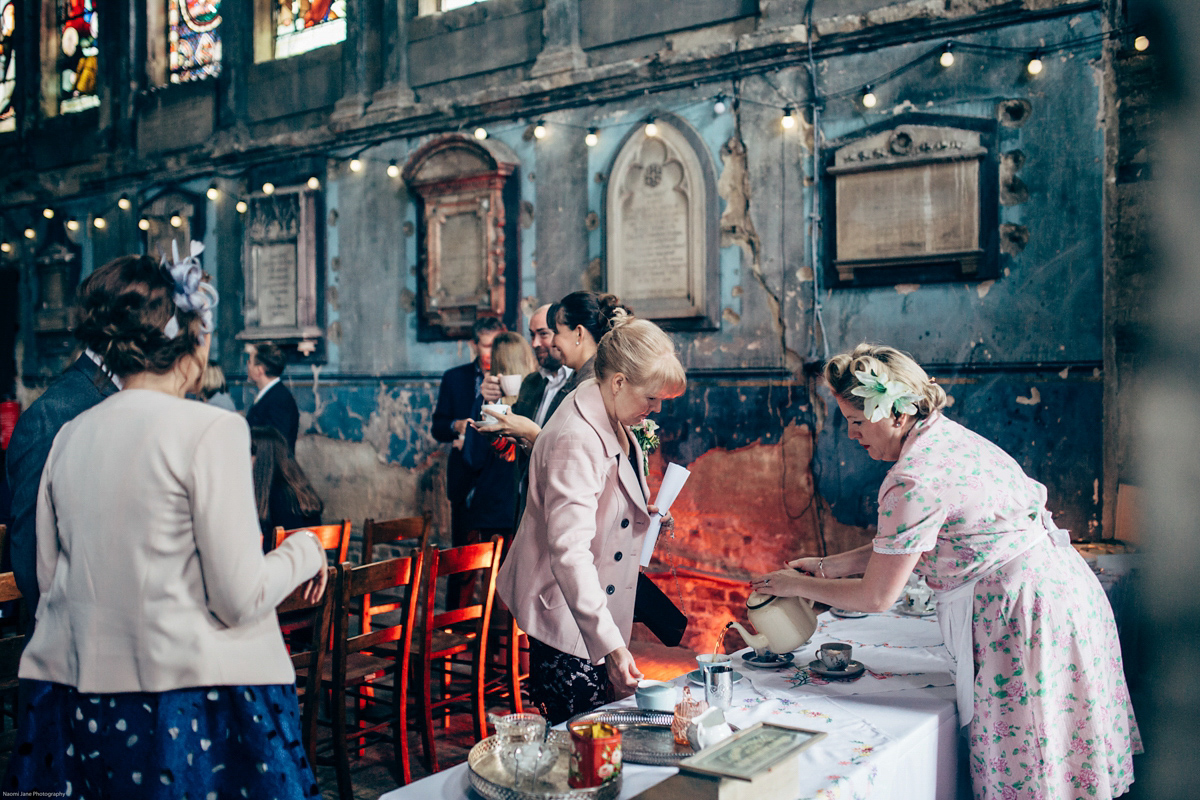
left=6, top=250, right=327, bottom=799
left=496, top=316, right=685, bottom=724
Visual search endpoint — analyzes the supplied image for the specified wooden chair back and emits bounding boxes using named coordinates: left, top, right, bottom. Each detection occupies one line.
left=276, top=566, right=335, bottom=768
left=361, top=515, right=431, bottom=565
left=330, top=552, right=425, bottom=792
left=275, top=520, right=352, bottom=564
left=414, top=536, right=503, bottom=772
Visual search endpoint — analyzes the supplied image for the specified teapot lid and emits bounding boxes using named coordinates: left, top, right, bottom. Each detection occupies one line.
left=746, top=591, right=778, bottom=611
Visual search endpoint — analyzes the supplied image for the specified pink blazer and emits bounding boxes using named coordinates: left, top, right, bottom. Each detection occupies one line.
left=496, top=379, right=651, bottom=664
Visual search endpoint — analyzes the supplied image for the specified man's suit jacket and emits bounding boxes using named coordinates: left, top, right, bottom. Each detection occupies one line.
left=495, top=380, right=651, bottom=664
left=246, top=380, right=300, bottom=452
left=6, top=354, right=118, bottom=608
left=432, top=361, right=483, bottom=505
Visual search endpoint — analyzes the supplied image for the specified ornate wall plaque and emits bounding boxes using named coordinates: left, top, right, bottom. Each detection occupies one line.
left=822, top=115, right=999, bottom=287
left=403, top=134, right=520, bottom=341
left=239, top=184, right=323, bottom=347
left=606, top=115, right=718, bottom=327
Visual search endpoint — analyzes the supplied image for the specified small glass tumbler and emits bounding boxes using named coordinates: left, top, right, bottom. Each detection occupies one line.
left=704, top=665, right=733, bottom=711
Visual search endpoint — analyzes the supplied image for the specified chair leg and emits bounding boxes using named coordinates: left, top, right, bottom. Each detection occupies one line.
left=507, top=617, right=523, bottom=714
left=472, top=648, right=488, bottom=742
left=331, top=682, right=353, bottom=800
left=392, top=673, right=412, bottom=786
left=418, top=657, right=439, bottom=774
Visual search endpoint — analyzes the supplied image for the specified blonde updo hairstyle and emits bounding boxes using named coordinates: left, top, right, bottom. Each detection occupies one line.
left=824, top=344, right=946, bottom=419
left=489, top=331, right=536, bottom=377
left=594, top=317, right=687, bottom=398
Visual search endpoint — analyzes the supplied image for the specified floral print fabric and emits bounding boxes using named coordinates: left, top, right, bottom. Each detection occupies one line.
left=872, top=413, right=1141, bottom=799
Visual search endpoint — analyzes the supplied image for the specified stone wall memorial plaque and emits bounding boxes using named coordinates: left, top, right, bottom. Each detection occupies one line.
left=403, top=134, right=521, bottom=341
left=822, top=115, right=999, bottom=288
left=239, top=184, right=324, bottom=347
left=606, top=114, right=719, bottom=328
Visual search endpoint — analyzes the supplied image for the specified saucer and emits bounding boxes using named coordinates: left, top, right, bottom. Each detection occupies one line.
left=895, top=605, right=936, bottom=617
left=687, top=669, right=745, bottom=686
left=830, top=608, right=869, bottom=619
left=740, top=652, right=795, bottom=669
left=807, top=659, right=866, bottom=679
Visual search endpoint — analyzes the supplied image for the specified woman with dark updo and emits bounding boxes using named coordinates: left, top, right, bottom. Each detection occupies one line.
left=5, top=246, right=327, bottom=799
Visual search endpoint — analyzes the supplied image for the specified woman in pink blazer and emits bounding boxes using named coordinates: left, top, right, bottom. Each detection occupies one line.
left=496, top=316, right=686, bottom=723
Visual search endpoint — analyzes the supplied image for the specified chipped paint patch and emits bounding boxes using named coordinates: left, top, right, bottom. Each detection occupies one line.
left=1016, top=386, right=1041, bottom=406
left=797, top=266, right=814, bottom=281
left=894, top=283, right=920, bottom=295
left=975, top=280, right=995, bottom=298
left=722, top=307, right=741, bottom=324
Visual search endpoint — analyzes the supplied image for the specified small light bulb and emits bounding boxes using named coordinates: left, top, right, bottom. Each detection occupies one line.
left=43, top=208, right=54, bottom=219
left=386, top=161, right=400, bottom=178
left=585, top=129, right=599, bottom=147
left=645, top=119, right=659, bottom=137
left=1134, top=35, right=1149, bottom=52
left=1026, top=56, right=1043, bottom=75
left=862, top=88, right=877, bottom=109
left=236, top=201, right=248, bottom=214
left=781, top=107, right=796, bottom=129
left=207, top=186, right=219, bottom=201
left=939, top=45, right=955, bottom=68
left=23, top=228, right=35, bottom=239
left=262, top=182, right=275, bottom=195
left=713, top=96, right=727, bottom=115
left=138, top=218, right=151, bottom=231
left=350, top=158, right=363, bottom=172
left=66, top=218, right=80, bottom=232
left=93, top=217, right=107, bottom=230
left=474, top=127, right=488, bottom=140
left=0, top=242, right=11, bottom=254
left=169, top=215, right=182, bottom=228
left=307, top=176, right=321, bottom=189
left=118, top=195, right=132, bottom=211
left=533, top=121, right=547, bottom=139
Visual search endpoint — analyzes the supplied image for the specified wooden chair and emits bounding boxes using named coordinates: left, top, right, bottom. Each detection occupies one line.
left=324, top=553, right=424, bottom=797
left=486, top=605, right=528, bottom=715
left=413, top=537, right=503, bottom=773
left=0, top=571, right=25, bottom=755
left=275, top=520, right=353, bottom=565
left=360, top=515, right=431, bottom=634
left=276, top=566, right=336, bottom=768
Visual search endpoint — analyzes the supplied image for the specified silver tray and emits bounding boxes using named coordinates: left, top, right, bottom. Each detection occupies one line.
left=467, top=731, right=621, bottom=800
left=567, top=709, right=733, bottom=766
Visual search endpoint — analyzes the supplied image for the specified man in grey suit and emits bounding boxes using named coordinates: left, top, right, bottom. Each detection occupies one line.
left=6, top=257, right=138, bottom=612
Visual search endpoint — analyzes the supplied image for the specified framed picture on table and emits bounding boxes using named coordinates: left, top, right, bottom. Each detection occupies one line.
left=679, top=722, right=826, bottom=782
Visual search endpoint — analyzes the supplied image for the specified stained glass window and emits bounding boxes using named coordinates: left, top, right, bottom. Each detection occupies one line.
left=274, top=0, right=346, bottom=60
left=0, top=0, right=15, bottom=133
left=170, top=0, right=222, bottom=83
left=59, top=0, right=100, bottom=114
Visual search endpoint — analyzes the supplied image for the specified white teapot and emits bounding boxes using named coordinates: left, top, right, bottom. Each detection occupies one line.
left=725, top=592, right=817, bottom=657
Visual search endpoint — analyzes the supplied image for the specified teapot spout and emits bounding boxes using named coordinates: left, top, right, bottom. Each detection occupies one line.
left=725, top=621, right=770, bottom=655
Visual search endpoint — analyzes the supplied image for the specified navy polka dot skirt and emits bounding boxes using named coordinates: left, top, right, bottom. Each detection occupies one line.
left=3, top=679, right=321, bottom=799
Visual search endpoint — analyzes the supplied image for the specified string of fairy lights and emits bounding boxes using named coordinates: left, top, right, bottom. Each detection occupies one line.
left=0, top=26, right=1149, bottom=255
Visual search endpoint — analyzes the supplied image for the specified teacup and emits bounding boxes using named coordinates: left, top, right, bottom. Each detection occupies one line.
left=480, top=403, right=510, bottom=426
left=903, top=587, right=935, bottom=613
left=695, top=653, right=732, bottom=678
left=635, top=680, right=675, bottom=711
left=817, top=642, right=853, bottom=671
left=499, top=374, right=523, bottom=397
left=490, top=712, right=546, bottom=747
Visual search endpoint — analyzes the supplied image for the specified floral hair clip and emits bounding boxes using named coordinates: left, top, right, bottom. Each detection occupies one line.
left=850, top=369, right=919, bottom=423
left=161, top=240, right=218, bottom=342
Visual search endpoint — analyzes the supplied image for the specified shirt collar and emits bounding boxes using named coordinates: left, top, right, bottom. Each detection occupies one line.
left=254, top=376, right=281, bottom=404
left=84, top=348, right=124, bottom=390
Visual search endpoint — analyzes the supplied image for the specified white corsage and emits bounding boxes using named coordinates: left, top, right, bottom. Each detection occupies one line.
left=849, top=369, right=919, bottom=423
left=630, top=419, right=660, bottom=475
left=161, top=240, right=218, bottom=342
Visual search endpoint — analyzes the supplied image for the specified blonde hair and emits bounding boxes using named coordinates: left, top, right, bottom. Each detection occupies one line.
left=824, top=344, right=946, bottom=419
left=594, top=317, right=686, bottom=397
left=489, top=331, right=536, bottom=377
left=199, top=362, right=228, bottom=400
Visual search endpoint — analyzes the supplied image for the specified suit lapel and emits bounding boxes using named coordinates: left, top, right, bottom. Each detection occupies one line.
left=616, top=427, right=650, bottom=516
left=573, top=383, right=649, bottom=517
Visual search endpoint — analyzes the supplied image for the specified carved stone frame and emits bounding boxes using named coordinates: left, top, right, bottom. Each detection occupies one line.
left=236, top=184, right=324, bottom=353
left=822, top=113, right=1000, bottom=288
left=404, top=134, right=520, bottom=341
left=139, top=186, right=206, bottom=264
left=603, top=112, right=719, bottom=330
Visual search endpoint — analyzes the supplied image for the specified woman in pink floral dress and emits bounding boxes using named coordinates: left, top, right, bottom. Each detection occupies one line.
left=752, top=344, right=1141, bottom=799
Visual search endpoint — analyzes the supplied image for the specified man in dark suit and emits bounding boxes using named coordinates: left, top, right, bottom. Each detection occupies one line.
left=246, top=342, right=300, bottom=452
left=432, top=317, right=507, bottom=548
left=6, top=258, right=133, bottom=611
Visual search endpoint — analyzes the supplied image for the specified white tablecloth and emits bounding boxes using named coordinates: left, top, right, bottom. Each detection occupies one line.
left=380, top=610, right=963, bottom=800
